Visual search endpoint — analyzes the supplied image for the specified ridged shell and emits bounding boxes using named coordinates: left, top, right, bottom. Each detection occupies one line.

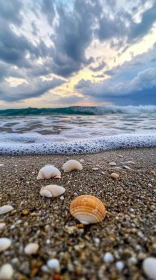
left=70, top=195, right=106, bottom=225
left=40, top=185, right=65, bottom=198
left=0, top=205, right=13, bottom=215
left=62, top=160, right=83, bottom=172
left=37, top=165, right=61, bottom=179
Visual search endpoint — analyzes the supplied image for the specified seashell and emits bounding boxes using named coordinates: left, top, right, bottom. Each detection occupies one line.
left=0, top=264, right=14, bottom=280
left=111, top=173, right=119, bottom=179
left=40, top=185, right=65, bottom=198
left=62, top=160, right=83, bottom=172
left=142, top=257, right=156, bottom=280
left=0, top=223, right=6, bottom=230
left=24, top=243, right=39, bottom=255
left=70, top=195, right=106, bottom=225
left=0, top=205, right=13, bottom=215
left=0, top=238, right=11, bottom=252
left=37, top=165, right=61, bottom=179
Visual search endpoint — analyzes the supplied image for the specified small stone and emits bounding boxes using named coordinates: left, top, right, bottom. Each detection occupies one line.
left=60, top=196, right=64, bottom=200
left=92, top=168, right=99, bottom=170
left=103, top=252, right=114, bottom=263
left=93, top=238, right=100, bottom=246
left=47, top=259, right=60, bottom=272
left=16, top=220, right=22, bottom=224
left=0, top=264, right=14, bottom=280
left=111, top=173, right=119, bottom=179
left=22, top=210, right=29, bottom=215
left=116, top=261, right=124, bottom=271
left=123, top=165, right=132, bottom=170
left=148, top=183, right=153, bottom=187
left=46, top=239, right=51, bottom=244
left=24, top=243, right=39, bottom=255
left=41, top=265, right=49, bottom=273
left=0, top=205, right=13, bottom=215
left=109, top=162, right=116, bottom=166
left=79, top=159, right=84, bottom=162
left=10, top=225, right=15, bottom=230
left=0, top=223, right=6, bottom=229
left=0, top=238, right=11, bottom=252
left=11, top=258, right=18, bottom=264
left=142, top=257, right=156, bottom=280
left=128, top=256, right=137, bottom=265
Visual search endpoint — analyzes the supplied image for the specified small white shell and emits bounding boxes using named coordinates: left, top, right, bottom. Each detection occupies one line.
left=40, top=185, right=65, bottom=198
left=24, top=243, right=39, bottom=255
left=0, top=223, right=6, bottom=230
left=0, top=264, right=14, bottom=280
left=37, top=165, right=61, bottom=179
left=47, top=259, right=60, bottom=272
left=0, top=238, right=11, bottom=252
left=142, top=257, right=156, bottom=280
left=62, top=160, right=83, bottom=172
left=0, top=205, right=13, bottom=215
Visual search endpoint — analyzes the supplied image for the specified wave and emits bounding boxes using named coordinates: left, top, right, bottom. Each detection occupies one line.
left=0, top=105, right=156, bottom=116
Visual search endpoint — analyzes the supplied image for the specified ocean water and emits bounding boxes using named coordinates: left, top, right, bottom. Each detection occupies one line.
left=0, top=105, right=156, bottom=155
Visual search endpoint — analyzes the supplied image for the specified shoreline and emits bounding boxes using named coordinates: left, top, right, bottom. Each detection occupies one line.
left=0, top=147, right=156, bottom=279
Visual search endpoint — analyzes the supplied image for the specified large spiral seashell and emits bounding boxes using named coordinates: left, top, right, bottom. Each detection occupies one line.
left=62, top=160, right=83, bottom=172
left=37, top=165, right=61, bottom=179
left=70, top=195, right=106, bottom=225
left=40, top=185, right=65, bottom=198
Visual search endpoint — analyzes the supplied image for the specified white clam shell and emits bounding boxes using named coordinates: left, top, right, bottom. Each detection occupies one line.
left=0, top=238, right=11, bottom=252
left=37, top=165, right=61, bottom=179
left=142, top=257, right=156, bottom=280
left=0, top=264, right=14, bottom=280
left=40, top=185, right=65, bottom=198
left=24, top=243, right=39, bottom=255
left=0, top=205, right=13, bottom=215
left=62, top=160, right=83, bottom=172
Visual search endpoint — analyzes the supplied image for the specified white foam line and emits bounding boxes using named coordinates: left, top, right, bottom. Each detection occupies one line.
left=0, top=133, right=156, bottom=155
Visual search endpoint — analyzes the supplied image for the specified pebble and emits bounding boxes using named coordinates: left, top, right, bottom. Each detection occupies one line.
left=148, top=183, right=153, bottom=187
left=60, top=196, right=64, bottom=200
left=123, top=165, right=132, bottom=170
left=92, top=168, right=99, bottom=170
left=116, top=261, right=124, bottom=271
left=41, top=265, right=49, bottom=273
left=0, top=238, right=12, bottom=252
left=24, top=243, right=39, bottom=255
left=46, top=239, right=51, bottom=244
left=109, top=162, right=116, bottom=166
left=79, top=159, right=84, bottom=162
left=0, top=264, right=14, bottom=280
left=142, top=257, right=156, bottom=280
left=11, top=258, right=19, bottom=264
left=128, top=256, right=137, bottom=265
left=103, top=252, right=114, bottom=263
left=0, top=223, right=6, bottom=229
left=47, top=259, right=60, bottom=272
left=0, top=205, right=14, bottom=215
left=10, top=225, right=15, bottom=230
left=111, top=173, right=119, bottom=179
left=0, top=164, right=4, bottom=167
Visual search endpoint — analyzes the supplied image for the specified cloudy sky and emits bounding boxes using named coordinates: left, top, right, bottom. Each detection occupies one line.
left=0, top=0, right=156, bottom=109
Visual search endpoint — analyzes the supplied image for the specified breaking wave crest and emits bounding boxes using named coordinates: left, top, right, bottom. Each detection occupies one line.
left=1, top=105, right=156, bottom=116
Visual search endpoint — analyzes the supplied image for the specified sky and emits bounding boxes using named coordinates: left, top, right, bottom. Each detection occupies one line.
left=0, top=0, right=156, bottom=109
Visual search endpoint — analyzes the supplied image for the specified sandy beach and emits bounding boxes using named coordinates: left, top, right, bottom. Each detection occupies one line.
left=0, top=147, right=156, bottom=280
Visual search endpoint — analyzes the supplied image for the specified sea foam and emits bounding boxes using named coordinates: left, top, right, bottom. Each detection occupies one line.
left=0, top=133, right=156, bottom=155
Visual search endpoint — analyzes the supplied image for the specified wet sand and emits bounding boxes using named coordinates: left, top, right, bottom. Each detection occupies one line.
left=0, top=147, right=156, bottom=280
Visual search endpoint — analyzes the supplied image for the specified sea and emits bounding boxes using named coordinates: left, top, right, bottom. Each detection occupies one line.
left=0, top=105, right=156, bottom=155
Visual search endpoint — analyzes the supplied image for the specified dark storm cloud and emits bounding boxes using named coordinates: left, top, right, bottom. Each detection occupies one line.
left=89, top=61, right=106, bottom=72
left=129, top=1, right=156, bottom=42
left=0, top=0, right=22, bottom=25
left=0, top=77, right=65, bottom=102
left=41, top=0, right=55, bottom=25
left=0, top=0, right=156, bottom=103
left=75, top=67, right=156, bottom=105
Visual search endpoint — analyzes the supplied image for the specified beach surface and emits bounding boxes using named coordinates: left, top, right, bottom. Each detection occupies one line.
left=0, top=147, right=156, bottom=280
